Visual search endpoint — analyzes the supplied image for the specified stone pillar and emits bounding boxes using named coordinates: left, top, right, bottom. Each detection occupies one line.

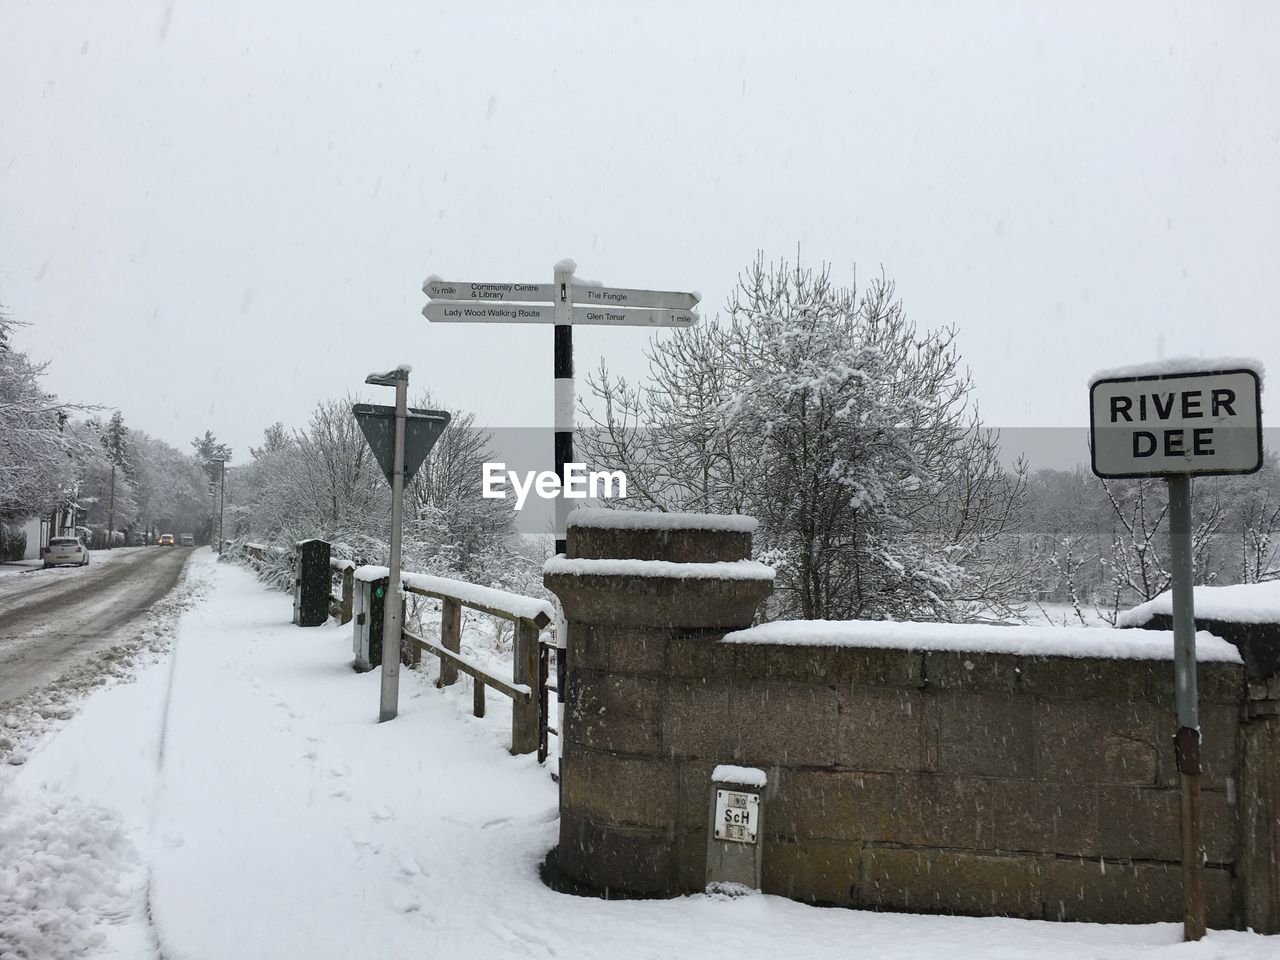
left=543, top=511, right=773, bottom=897
left=1241, top=674, right=1280, bottom=934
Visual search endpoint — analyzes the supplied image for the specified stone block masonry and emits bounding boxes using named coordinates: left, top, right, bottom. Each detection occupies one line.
left=544, top=509, right=1280, bottom=931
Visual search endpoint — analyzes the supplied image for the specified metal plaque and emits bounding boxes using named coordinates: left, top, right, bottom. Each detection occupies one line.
left=1090, top=368, right=1262, bottom=479
left=713, top=789, right=760, bottom=844
left=352, top=404, right=451, bottom=486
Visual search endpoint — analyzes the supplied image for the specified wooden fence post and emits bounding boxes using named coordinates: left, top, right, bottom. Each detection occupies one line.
left=511, top=618, right=540, bottom=755
left=340, top=568, right=354, bottom=625
left=473, top=680, right=486, bottom=718
left=438, top=597, right=461, bottom=687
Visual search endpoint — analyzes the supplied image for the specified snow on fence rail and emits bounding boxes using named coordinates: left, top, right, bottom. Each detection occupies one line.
left=354, top=564, right=552, bottom=757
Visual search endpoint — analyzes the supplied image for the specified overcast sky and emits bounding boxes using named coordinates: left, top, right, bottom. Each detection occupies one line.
left=2, top=1, right=1276, bottom=470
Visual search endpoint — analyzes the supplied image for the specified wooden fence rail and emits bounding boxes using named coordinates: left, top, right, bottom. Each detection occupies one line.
left=399, top=575, right=551, bottom=756
left=238, top=540, right=554, bottom=759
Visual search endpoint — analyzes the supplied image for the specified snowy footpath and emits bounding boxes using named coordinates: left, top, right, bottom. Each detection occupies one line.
left=3, top=552, right=1277, bottom=960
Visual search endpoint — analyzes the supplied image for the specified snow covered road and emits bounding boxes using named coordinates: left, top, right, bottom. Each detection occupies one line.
left=3, top=553, right=1278, bottom=960
left=0, top=546, right=193, bottom=707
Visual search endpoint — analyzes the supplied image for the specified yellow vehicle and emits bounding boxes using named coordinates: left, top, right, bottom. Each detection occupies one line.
left=158, top=533, right=176, bottom=546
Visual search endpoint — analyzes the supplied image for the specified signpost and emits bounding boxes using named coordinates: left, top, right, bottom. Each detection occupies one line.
left=424, top=261, right=699, bottom=752
left=424, top=301, right=696, bottom=327
left=355, top=369, right=450, bottom=722
left=1089, top=363, right=1263, bottom=941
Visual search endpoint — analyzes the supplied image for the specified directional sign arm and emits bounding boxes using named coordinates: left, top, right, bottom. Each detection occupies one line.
left=424, top=302, right=557, bottom=323
left=424, top=301, right=697, bottom=327
left=423, top=279, right=554, bottom=303
left=570, top=305, right=697, bottom=327
left=571, top=285, right=700, bottom=311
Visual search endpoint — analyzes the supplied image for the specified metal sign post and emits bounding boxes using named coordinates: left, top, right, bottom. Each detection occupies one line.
left=1167, top=472, right=1204, bottom=940
left=357, top=368, right=450, bottom=723
left=1090, top=363, right=1262, bottom=941
left=379, top=369, right=407, bottom=724
left=424, top=262, right=699, bottom=756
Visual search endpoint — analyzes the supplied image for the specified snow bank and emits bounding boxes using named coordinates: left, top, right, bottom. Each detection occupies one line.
left=0, top=791, right=142, bottom=960
left=1118, top=581, right=1280, bottom=627
left=352, top=565, right=554, bottom=622
left=1090, top=356, right=1265, bottom=386
left=544, top=556, right=776, bottom=581
left=712, top=764, right=767, bottom=788
left=569, top=507, right=758, bottom=533
left=722, top=619, right=1241, bottom=663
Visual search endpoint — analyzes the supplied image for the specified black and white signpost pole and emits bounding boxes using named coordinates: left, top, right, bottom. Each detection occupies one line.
left=552, top=263, right=574, bottom=715
left=423, top=262, right=700, bottom=757
left=1090, top=363, right=1262, bottom=942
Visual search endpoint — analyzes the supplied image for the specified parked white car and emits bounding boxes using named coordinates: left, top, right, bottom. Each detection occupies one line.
left=43, top=536, right=90, bottom=568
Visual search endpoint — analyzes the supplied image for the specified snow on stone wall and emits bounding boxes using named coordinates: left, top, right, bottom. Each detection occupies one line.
left=722, top=618, right=1242, bottom=663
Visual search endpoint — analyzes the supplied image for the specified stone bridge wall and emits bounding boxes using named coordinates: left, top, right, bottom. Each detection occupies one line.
left=544, top=512, right=1280, bottom=931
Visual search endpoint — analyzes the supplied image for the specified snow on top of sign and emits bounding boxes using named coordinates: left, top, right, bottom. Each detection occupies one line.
left=353, top=564, right=387, bottom=583
left=1118, top=580, right=1280, bottom=627
left=712, top=764, right=768, bottom=788
left=351, top=565, right=554, bottom=622
left=721, top=619, right=1241, bottom=663
left=365, top=364, right=412, bottom=381
left=1090, top=356, right=1265, bottom=387
left=425, top=274, right=442, bottom=284
left=554, top=258, right=578, bottom=274
left=544, top=556, right=776, bottom=581
left=568, top=507, right=758, bottom=533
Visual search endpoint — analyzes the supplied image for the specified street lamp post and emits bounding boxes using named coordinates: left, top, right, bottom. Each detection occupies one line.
left=212, top=458, right=228, bottom=553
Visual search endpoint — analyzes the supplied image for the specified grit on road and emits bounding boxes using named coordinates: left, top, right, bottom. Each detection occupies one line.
left=0, top=546, right=193, bottom=707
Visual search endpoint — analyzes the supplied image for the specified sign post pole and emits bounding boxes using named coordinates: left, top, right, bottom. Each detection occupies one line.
left=1090, top=363, right=1262, bottom=941
left=378, top=370, right=409, bottom=722
left=423, top=263, right=700, bottom=759
left=351, top=390, right=449, bottom=717
left=1167, top=473, right=1206, bottom=940
left=552, top=263, right=574, bottom=739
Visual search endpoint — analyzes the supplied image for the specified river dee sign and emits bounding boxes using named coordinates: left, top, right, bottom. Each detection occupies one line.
left=1090, top=366, right=1262, bottom=479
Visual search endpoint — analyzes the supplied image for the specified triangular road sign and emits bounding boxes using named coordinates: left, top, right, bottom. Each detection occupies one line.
left=352, top=403, right=451, bottom=485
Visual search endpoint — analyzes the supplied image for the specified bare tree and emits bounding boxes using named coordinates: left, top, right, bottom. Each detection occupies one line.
left=1097, top=477, right=1223, bottom=624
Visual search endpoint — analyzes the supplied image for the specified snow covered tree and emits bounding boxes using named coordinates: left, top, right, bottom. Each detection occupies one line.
left=127, top=431, right=211, bottom=540
left=581, top=256, right=1030, bottom=622
left=1096, top=477, right=1223, bottom=624
left=101, top=410, right=130, bottom=541
left=404, top=395, right=519, bottom=583
left=1218, top=454, right=1280, bottom=584
left=0, top=311, right=79, bottom=521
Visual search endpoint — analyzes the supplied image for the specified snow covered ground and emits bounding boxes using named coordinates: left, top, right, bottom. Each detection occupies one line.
left=2, top=553, right=1276, bottom=959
